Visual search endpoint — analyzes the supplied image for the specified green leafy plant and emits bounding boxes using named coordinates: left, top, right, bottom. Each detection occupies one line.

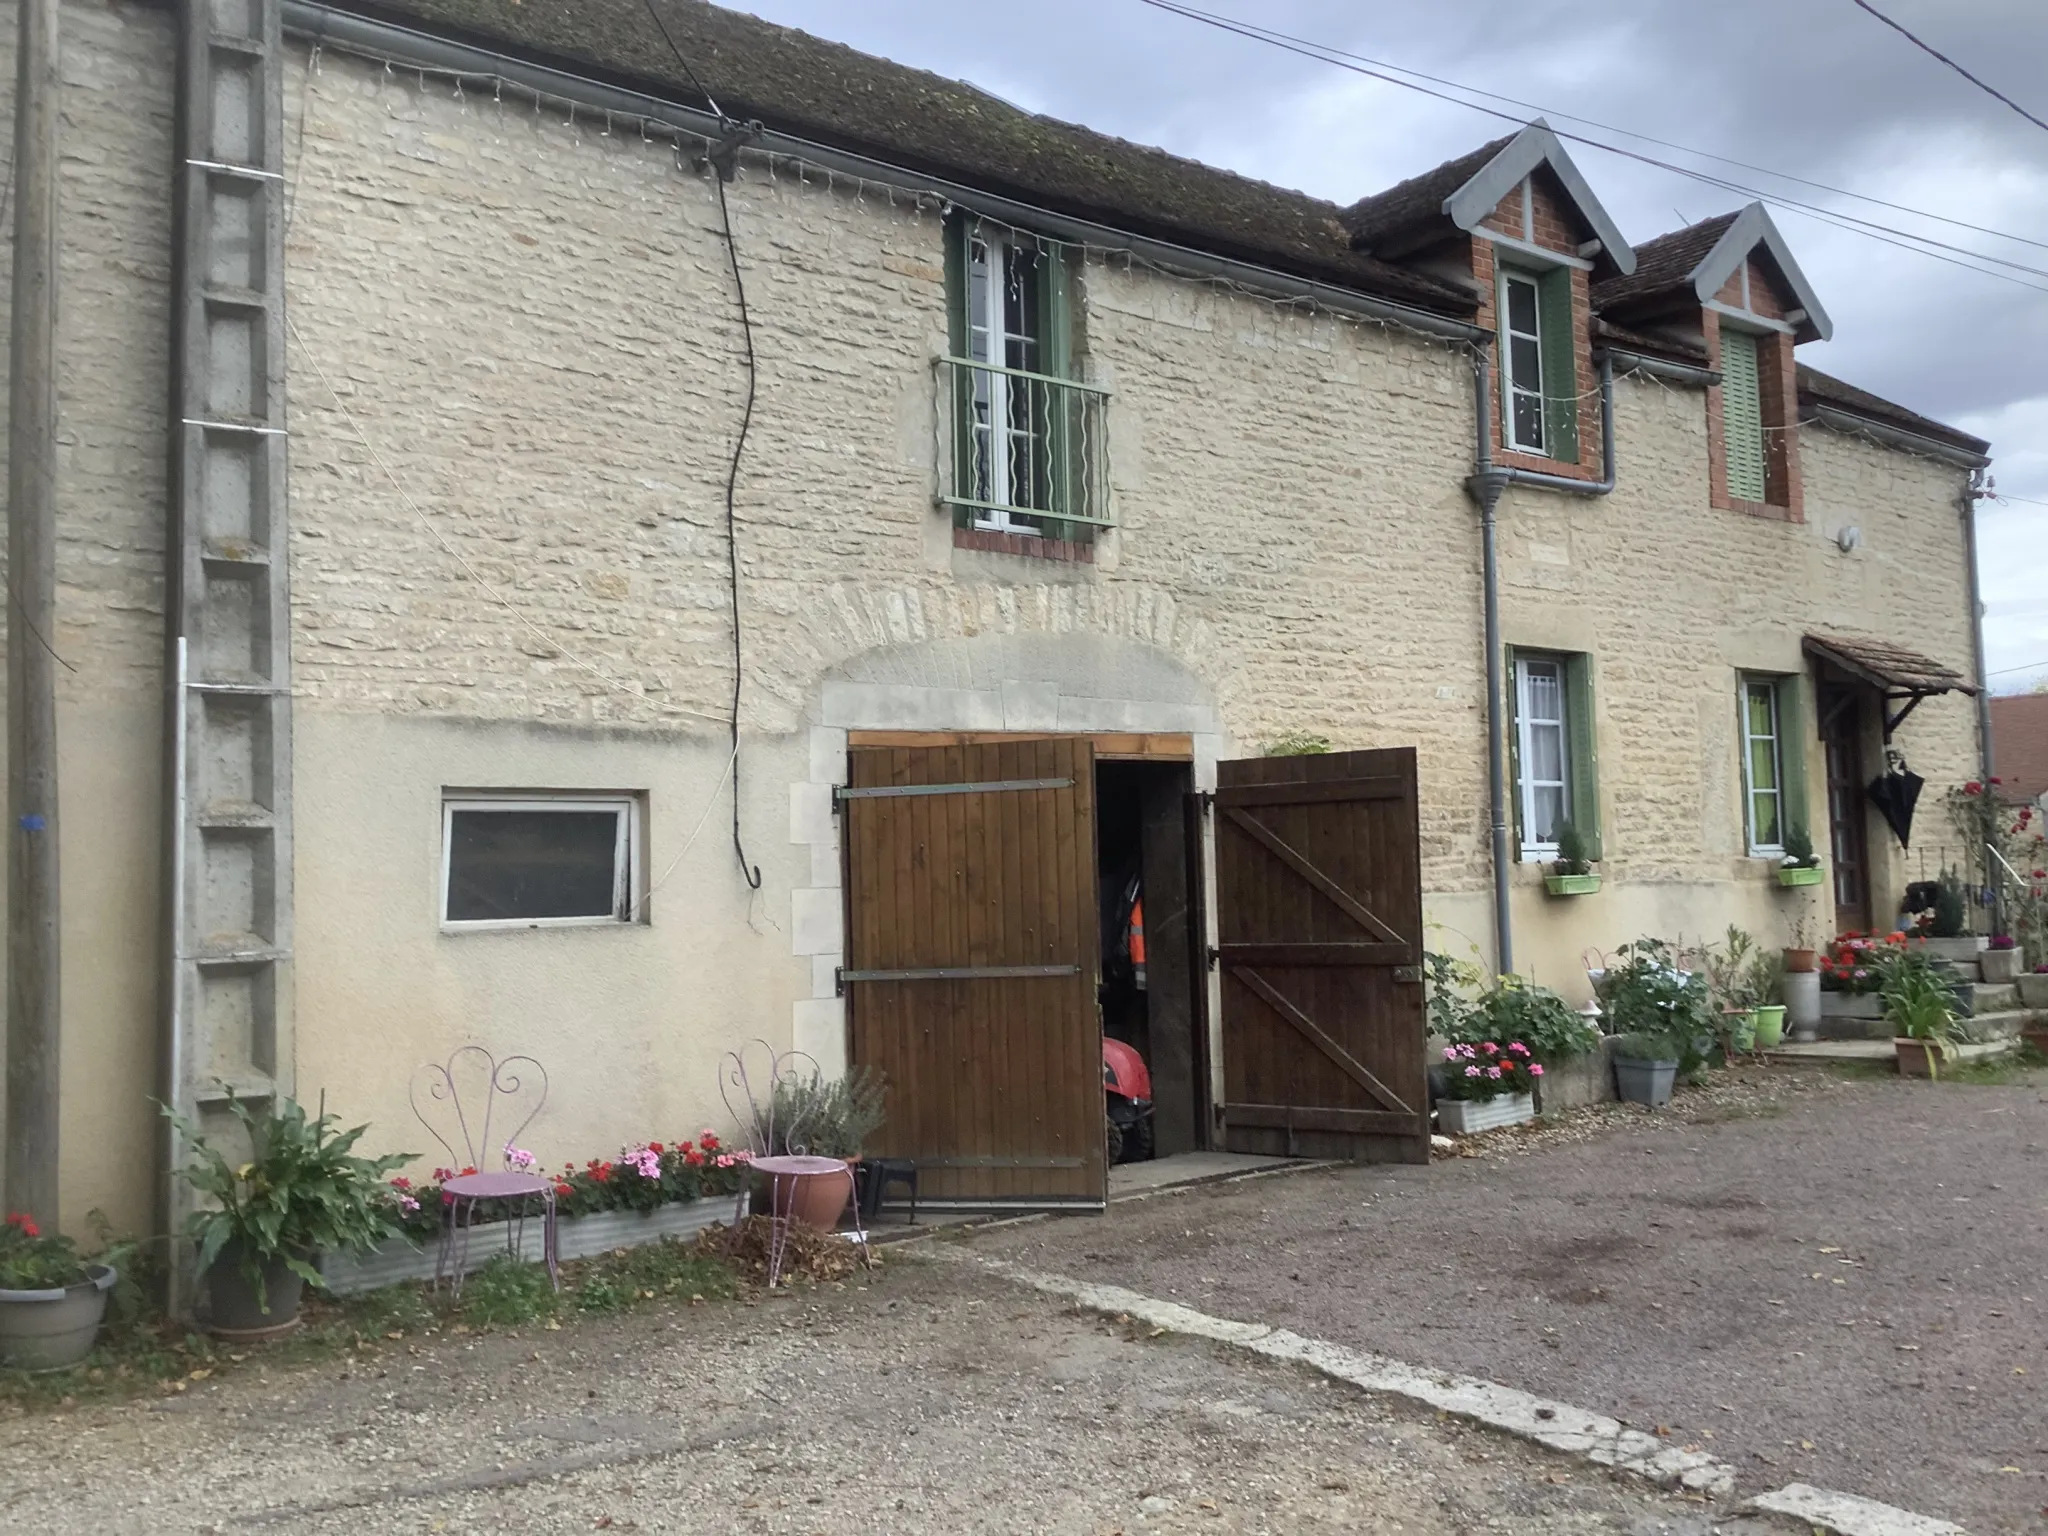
left=1780, top=827, right=1821, bottom=869
left=1596, top=938, right=1714, bottom=1080
left=0, top=1211, right=92, bottom=1292
left=1423, top=948, right=1482, bottom=1041
left=1551, top=821, right=1595, bottom=878
left=772, top=1067, right=887, bottom=1159
left=1881, top=958, right=1963, bottom=1077
left=459, top=1253, right=560, bottom=1327
left=1930, top=867, right=1968, bottom=940
left=1466, top=976, right=1598, bottom=1063
left=1263, top=730, right=1332, bottom=757
left=164, top=1091, right=413, bottom=1305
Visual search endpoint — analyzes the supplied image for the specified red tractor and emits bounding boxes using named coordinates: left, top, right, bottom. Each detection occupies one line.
left=1103, top=1037, right=1154, bottom=1165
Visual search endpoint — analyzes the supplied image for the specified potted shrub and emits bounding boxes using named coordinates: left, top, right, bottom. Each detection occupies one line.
left=0, top=1213, right=120, bottom=1372
left=1597, top=938, right=1714, bottom=1084
left=1981, top=934, right=2024, bottom=985
left=1882, top=953, right=1964, bottom=1079
left=168, top=1092, right=411, bottom=1337
left=765, top=1067, right=887, bottom=1229
left=1543, top=821, right=1600, bottom=897
left=1608, top=1032, right=1681, bottom=1107
left=1775, top=828, right=1825, bottom=888
left=1782, top=913, right=1819, bottom=976
left=1919, top=868, right=1982, bottom=966
left=1433, top=1041, right=1541, bottom=1134
left=1750, top=947, right=1788, bottom=1050
left=1703, top=925, right=1765, bottom=1055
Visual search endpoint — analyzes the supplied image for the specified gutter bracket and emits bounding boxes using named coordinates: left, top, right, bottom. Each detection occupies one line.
left=697, top=118, right=763, bottom=183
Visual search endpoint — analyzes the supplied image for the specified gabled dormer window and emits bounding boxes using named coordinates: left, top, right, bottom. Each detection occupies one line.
left=1496, top=263, right=1578, bottom=463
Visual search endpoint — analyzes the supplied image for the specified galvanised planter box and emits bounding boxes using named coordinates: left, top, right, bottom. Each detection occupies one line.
left=1436, top=1093, right=1535, bottom=1136
left=1820, top=992, right=1885, bottom=1021
left=1774, top=865, right=1825, bottom=887
left=318, top=1199, right=729, bottom=1296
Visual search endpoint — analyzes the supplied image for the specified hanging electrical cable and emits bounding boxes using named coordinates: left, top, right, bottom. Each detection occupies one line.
left=641, top=0, right=763, bottom=890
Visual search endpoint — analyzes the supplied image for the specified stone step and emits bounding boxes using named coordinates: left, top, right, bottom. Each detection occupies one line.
left=1966, top=1009, right=2037, bottom=1042
left=1766, top=1037, right=2018, bottom=1066
left=1969, top=982, right=2019, bottom=1013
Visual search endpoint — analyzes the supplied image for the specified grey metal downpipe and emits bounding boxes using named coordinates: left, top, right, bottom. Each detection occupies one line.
left=1961, top=472, right=1998, bottom=930
left=1465, top=350, right=1618, bottom=977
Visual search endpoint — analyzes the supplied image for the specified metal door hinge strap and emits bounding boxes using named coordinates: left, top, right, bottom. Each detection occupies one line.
left=834, top=777, right=1071, bottom=804
left=837, top=963, right=1080, bottom=993
left=182, top=418, right=288, bottom=436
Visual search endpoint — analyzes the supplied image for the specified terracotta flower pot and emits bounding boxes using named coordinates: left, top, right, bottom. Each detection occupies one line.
left=766, top=1156, right=854, bottom=1230
left=1783, top=948, right=1818, bottom=974
left=1893, top=1038, right=1949, bottom=1080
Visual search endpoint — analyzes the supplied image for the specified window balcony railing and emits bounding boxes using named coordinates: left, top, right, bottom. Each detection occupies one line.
left=937, top=355, right=1112, bottom=535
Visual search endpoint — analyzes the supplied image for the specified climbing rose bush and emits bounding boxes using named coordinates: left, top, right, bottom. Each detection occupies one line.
left=1435, top=1041, right=1542, bottom=1103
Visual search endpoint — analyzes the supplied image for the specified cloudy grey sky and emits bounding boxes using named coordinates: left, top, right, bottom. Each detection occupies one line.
left=737, top=0, right=2047, bottom=690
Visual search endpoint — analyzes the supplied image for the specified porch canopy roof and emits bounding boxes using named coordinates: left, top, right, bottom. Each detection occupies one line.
left=1804, top=632, right=1978, bottom=738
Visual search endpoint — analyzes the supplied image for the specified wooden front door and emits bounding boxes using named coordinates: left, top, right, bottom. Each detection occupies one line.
left=1819, top=684, right=1871, bottom=933
left=1211, top=748, right=1428, bottom=1163
left=842, top=738, right=1104, bottom=1206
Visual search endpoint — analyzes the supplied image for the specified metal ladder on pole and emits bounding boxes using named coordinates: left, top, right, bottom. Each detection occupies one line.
left=163, top=0, right=293, bottom=1317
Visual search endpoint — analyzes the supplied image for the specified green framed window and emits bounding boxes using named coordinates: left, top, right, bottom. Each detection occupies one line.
left=942, top=216, right=1108, bottom=540
left=1497, top=263, right=1579, bottom=463
left=1720, top=328, right=1767, bottom=502
left=1509, top=649, right=1600, bottom=860
left=1739, top=674, right=1808, bottom=855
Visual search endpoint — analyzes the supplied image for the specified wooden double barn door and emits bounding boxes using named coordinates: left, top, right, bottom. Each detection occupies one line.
left=842, top=741, right=1426, bottom=1208
left=1212, top=749, right=1428, bottom=1164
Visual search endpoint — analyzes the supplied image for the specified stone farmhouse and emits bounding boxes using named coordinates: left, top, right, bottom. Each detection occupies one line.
left=0, top=0, right=1995, bottom=1237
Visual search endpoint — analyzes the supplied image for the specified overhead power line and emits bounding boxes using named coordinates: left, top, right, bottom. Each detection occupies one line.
left=1133, top=0, right=2048, bottom=294
left=1847, top=0, right=2048, bottom=136
left=1153, top=0, right=2048, bottom=257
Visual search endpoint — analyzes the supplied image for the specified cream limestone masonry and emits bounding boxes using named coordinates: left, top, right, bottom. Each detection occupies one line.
left=0, top=0, right=175, bottom=1234
left=0, top=5, right=1987, bottom=1220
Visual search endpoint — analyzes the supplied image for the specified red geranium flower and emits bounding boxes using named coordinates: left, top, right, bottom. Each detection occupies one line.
left=684, top=1150, right=705, bottom=1167
left=554, top=1182, right=572, bottom=1197
left=6, top=1212, right=40, bottom=1239
left=648, top=1142, right=664, bottom=1154
left=701, top=1133, right=720, bottom=1152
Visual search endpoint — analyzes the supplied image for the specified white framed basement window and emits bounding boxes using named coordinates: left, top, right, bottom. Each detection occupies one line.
left=441, top=793, right=641, bottom=930
left=1740, top=679, right=1785, bottom=855
left=1514, top=654, right=1572, bottom=858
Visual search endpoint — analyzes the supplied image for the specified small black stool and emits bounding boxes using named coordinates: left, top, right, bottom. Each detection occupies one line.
left=857, top=1157, right=919, bottom=1226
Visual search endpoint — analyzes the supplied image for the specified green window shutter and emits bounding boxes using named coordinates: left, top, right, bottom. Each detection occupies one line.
left=1038, top=243, right=1080, bottom=541
left=1537, top=266, right=1579, bottom=464
left=943, top=215, right=974, bottom=524
left=1563, top=652, right=1601, bottom=860
left=1775, top=674, right=1810, bottom=844
left=1506, top=648, right=1524, bottom=853
left=1721, top=329, right=1766, bottom=501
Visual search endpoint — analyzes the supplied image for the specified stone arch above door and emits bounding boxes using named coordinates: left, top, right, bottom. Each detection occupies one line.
left=786, top=628, right=1229, bottom=1078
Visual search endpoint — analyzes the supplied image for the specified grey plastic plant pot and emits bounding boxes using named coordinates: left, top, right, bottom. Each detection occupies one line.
left=1612, top=1054, right=1678, bottom=1107
left=0, top=1264, right=115, bottom=1372
left=205, top=1246, right=307, bottom=1339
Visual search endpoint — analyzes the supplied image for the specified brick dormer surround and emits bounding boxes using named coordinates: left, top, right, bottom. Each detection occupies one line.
left=1470, top=172, right=1602, bottom=482
left=1702, top=256, right=1805, bottom=523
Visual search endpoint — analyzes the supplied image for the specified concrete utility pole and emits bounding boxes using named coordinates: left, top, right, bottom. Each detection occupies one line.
left=5, top=0, right=62, bottom=1227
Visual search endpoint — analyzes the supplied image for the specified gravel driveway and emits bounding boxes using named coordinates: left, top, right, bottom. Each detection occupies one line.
left=973, top=1065, right=2048, bottom=1534
left=0, top=1256, right=1793, bottom=1535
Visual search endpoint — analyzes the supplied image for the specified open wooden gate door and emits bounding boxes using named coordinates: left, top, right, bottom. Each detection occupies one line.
left=1212, top=748, right=1428, bottom=1163
left=841, top=738, right=1104, bottom=1207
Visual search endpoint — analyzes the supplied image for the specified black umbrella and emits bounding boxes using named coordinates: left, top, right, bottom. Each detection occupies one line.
left=1867, top=759, right=1925, bottom=850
